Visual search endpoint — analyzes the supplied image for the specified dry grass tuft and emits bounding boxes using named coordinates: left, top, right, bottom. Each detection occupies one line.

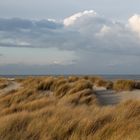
left=69, top=89, right=97, bottom=106
left=51, top=78, right=68, bottom=90
left=68, top=79, right=93, bottom=94
left=113, top=80, right=135, bottom=91
left=0, top=79, right=9, bottom=89
left=95, top=79, right=113, bottom=89
left=54, top=83, right=71, bottom=97
left=68, top=76, right=79, bottom=82
left=88, top=76, right=102, bottom=83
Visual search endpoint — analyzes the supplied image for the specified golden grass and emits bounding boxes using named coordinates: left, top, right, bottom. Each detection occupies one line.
left=95, top=79, right=113, bottom=89
left=51, top=78, right=68, bottom=91
left=68, top=76, right=79, bottom=82
left=0, top=77, right=139, bottom=140
left=0, top=79, right=9, bottom=89
left=68, top=79, right=93, bottom=94
left=88, top=76, right=102, bottom=83
left=54, top=83, right=71, bottom=97
left=37, top=77, right=55, bottom=91
left=113, top=80, right=135, bottom=91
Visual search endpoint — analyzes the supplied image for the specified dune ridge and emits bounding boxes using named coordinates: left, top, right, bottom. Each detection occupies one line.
left=0, top=76, right=139, bottom=140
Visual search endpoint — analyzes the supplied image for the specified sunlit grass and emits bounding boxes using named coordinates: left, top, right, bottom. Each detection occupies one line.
left=0, top=76, right=139, bottom=140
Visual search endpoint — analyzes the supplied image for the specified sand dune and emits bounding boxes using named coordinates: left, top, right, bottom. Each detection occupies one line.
left=95, top=86, right=140, bottom=106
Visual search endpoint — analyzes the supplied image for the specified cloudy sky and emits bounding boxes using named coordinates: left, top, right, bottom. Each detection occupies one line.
left=1, top=0, right=140, bottom=75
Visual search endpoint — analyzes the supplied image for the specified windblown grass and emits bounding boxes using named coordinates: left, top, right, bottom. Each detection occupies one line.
left=68, top=76, right=79, bottom=82
left=0, top=77, right=139, bottom=140
left=37, top=77, right=55, bottom=91
left=68, top=79, right=93, bottom=94
left=113, top=80, right=135, bottom=91
left=0, top=79, right=9, bottom=89
left=95, top=79, right=113, bottom=89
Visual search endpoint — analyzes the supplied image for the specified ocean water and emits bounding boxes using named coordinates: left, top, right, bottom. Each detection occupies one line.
left=101, top=75, right=140, bottom=80
left=1, top=75, right=140, bottom=81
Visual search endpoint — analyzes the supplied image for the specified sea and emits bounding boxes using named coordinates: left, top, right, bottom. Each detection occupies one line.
left=1, top=75, right=140, bottom=81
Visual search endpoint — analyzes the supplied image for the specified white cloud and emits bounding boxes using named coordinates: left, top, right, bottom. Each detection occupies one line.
left=129, top=14, right=140, bottom=34
left=1, top=11, right=140, bottom=74
left=96, top=25, right=111, bottom=37
left=63, top=10, right=96, bottom=26
left=1, top=11, right=140, bottom=56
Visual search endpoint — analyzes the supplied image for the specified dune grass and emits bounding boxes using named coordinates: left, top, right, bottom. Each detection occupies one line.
left=0, top=79, right=9, bottom=89
left=95, top=79, right=113, bottom=89
left=0, top=77, right=139, bottom=140
left=113, top=80, right=135, bottom=91
left=37, top=77, right=55, bottom=91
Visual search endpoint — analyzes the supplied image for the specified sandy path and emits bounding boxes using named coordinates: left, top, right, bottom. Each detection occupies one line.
left=94, top=86, right=140, bottom=106
left=119, top=90, right=140, bottom=101
left=0, top=80, right=21, bottom=95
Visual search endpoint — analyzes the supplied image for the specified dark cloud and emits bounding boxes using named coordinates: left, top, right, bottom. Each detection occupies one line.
left=0, top=18, right=32, bottom=31
left=0, top=18, right=62, bottom=31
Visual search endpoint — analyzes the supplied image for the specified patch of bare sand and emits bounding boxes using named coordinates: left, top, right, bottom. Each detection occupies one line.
left=94, top=86, right=140, bottom=106
left=0, top=80, right=21, bottom=95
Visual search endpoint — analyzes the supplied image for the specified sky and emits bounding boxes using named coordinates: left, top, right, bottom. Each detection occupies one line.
left=1, top=0, right=140, bottom=75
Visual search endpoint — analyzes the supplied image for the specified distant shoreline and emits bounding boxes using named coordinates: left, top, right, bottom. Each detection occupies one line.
left=1, top=74, right=140, bottom=80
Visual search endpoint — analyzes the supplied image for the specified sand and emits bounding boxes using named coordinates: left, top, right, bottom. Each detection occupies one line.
left=0, top=80, right=21, bottom=95
left=94, top=86, right=140, bottom=106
